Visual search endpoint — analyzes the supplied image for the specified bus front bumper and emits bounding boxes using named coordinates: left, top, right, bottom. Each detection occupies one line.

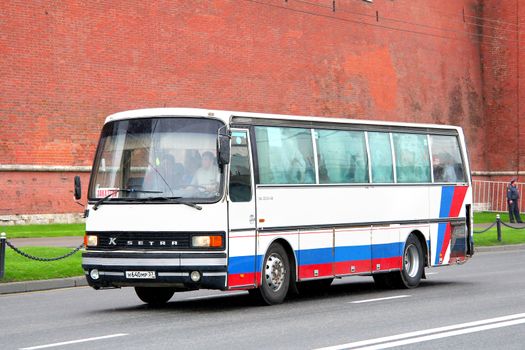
left=82, top=251, right=227, bottom=290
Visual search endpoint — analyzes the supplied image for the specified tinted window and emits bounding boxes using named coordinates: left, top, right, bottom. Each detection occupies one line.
left=430, top=135, right=465, bottom=182
left=229, top=131, right=252, bottom=202
left=255, top=126, right=315, bottom=184
left=393, top=133, right=431, bottom=183
left=368, top=132, right=394, bottom=183
left=316, top=129, right=369, bottom=184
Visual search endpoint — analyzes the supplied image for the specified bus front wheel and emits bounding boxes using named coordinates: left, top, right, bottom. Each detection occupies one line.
left=251, top=243, right=290, bottom=305
left=135, top=287, right=175, bottom=306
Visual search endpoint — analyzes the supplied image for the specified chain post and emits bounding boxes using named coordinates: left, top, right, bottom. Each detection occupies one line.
left=496, top=214, right=502, bottom=242
left=0, top=232, right=6, bottom=279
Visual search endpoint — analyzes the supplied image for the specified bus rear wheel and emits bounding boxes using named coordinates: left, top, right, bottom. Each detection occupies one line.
left=251, top=243, right=290, bottom=305
left=373, top=234, right=424, bottom=289
left=135, top=287, right=175, bottom=306
left=399, top=234, right=424, bottom=288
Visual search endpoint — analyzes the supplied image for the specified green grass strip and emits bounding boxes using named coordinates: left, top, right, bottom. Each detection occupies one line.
left=474, top=226, right=525, bottom=246
left=473, top=211, right=510, bottom=224
left=1, top=247, right=83, bottom=283
left=0, top=223, right=85, bottom=238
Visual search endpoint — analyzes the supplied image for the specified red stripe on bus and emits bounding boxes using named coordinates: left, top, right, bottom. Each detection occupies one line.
left=449, top=186, right=469, bottom=218
left=371, top=256, right=403, bottom=270
left=298, top=263, right=333, bottom=279
left=227, top=272, right=261, bottom=288
left=334, top=260, right=371, bottom=274
left=440, top=186, right=468, bottom=261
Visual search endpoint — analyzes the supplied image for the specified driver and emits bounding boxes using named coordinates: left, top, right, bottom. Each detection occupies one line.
left=191, top=151, right=219, bottom=192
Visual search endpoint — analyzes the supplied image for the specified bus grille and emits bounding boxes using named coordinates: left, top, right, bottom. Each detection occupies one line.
left=88, top=232, right=192, bottom=250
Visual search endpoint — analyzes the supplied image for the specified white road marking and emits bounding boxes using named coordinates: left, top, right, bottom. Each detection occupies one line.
left=349, top=295, right=411, bottom=304
left=425, top=272, right=438, bottom=275
left=314, top=312, right=525, bottom=350
left=20, top=333, right=128, bottom=350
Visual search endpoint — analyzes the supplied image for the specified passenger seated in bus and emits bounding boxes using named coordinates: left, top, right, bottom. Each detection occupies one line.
left=183, top=149, right=201, bottom=184
left=144, top=153, right=184, bottom=195
left=192, top=151, right=219, bottom=192
left=433, top=153, right=457, bottom=182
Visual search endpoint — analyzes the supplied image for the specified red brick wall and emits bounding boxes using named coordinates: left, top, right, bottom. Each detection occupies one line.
left=481, top=0, right=523, bottom=176
left=0, top=172, right=90, bottom=215
left=0, top=0, right=491, bottom=215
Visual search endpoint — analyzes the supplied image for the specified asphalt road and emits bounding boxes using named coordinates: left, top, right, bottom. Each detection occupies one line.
left=1, top=250, right=525, bottom=350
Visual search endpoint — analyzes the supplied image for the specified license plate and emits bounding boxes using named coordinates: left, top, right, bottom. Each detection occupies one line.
left=125, top=271, right=156, bottom=279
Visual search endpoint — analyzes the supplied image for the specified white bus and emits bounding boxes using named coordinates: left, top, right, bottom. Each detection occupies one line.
left=78, top=108, right=473, bottom=305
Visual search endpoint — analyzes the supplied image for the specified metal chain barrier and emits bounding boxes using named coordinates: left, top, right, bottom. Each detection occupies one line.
left=500, top=221, right=525, bottom=230
left=473, top=222, right=496, bottom=234
left=5, top=240, right=84, bottom=262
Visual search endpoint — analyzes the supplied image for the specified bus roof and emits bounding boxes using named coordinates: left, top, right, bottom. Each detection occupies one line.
left=105, top=107, right=463, bottom=132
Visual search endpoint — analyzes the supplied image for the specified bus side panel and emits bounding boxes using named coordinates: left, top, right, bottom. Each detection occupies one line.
left=334, top=227, right=371, bottom=275
left=228, top=231, right=259, bottom=289
left=297, top=229, right=333, bottom=280
left=371, top=226, right=401, bottom=272
left=428, top=185, right=469, bottom=266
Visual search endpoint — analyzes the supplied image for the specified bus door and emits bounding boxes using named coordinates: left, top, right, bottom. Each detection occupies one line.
left=227, top=129, right=258, bottom=288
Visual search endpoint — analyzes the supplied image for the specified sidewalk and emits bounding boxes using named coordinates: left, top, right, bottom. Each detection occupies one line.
left=8, top=236, right=83, bottom=247
left=474, top=222, right=525, bottom=230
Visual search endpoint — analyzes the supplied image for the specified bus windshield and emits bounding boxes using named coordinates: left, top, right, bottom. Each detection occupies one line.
left=89, top=117, right=224, bottom=203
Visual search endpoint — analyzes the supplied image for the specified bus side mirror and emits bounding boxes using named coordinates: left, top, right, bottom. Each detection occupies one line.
left=74, top=175, right=82, bottom=200
left=218, top=133, right=231, bottom=165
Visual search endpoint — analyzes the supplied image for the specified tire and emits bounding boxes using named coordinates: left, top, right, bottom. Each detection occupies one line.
left=135, top=287, right=175, bottom=306
left=373, top=234, right=424, bottom=289
left=251, top=244, right=290, bottom=305
left=398, top=234, right=424, bottom=288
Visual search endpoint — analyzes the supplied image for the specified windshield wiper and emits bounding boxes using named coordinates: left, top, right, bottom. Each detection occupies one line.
left=92, top=189, right=162, bottom=210
left=140, top=196, right=202, bottom=211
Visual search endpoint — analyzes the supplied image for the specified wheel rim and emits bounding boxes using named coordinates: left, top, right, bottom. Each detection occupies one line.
left=264, top=253, right=286, bottom=292
left=404, top=244, right=419, bottom=278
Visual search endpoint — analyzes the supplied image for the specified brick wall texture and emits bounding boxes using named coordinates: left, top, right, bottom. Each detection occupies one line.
left=0, top=0, right=521, bottom=216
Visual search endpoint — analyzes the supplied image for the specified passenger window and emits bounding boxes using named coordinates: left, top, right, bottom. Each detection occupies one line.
left=315, top=129, right=369, bottom=184
left=368, top=132, right=394, bottom=183
left=229, top=131, right=252, bottom=202
left=392, top=133, right=431, bottom=183
left=255, top=126, right=315, bottom=184
left=430, top=135, right=465, bottom=183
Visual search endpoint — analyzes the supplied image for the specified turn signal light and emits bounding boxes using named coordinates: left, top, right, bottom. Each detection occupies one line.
left=84, top=235, right=98, bottom=247
left=192, top=235, right=223, bottom=248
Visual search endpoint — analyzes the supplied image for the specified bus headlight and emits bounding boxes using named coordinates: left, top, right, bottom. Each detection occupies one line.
left=84, top=235, right=98, bottom=247
left=90, top=269, right=100, bottom=280
left=191, top=235, right=223, bottom=248
left=190, top=271, right=201, bottom=282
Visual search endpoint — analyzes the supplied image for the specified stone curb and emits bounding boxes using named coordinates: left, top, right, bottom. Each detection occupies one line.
left=475, top=243, right=525, bottom=253
left=0, top=276, right=87, bottom=295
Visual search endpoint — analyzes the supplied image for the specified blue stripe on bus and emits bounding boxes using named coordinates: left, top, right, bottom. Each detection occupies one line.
left=435, top=186, right=455, bottom=265
left=228, top=242, right=405, bottom=275
left=435, top=222, right=448, bottom=265
left=439, top=186, right=455, bottom=218
left=299, top=247, right=333, bottom=265
left=335, top=245, right=371, bottom=262
left=228, top=255, right=263, bottom=274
